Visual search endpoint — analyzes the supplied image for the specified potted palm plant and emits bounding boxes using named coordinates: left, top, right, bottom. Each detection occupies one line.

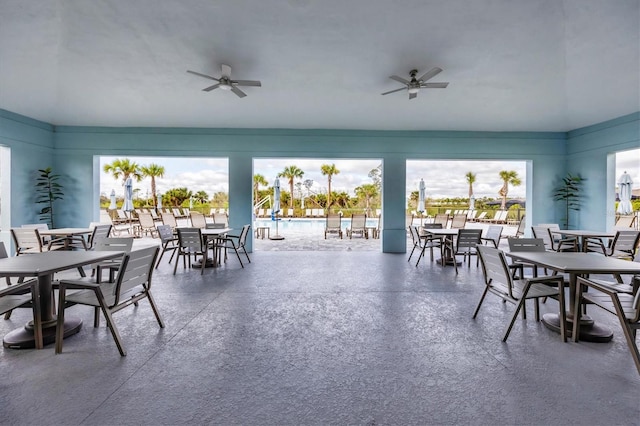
left=553, top=173, right=585, bottom=229
left=35, top=167, right=64, bottom=229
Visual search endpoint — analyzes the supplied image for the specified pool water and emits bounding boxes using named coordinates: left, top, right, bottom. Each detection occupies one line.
left=254, top=218, right=379, bottom=234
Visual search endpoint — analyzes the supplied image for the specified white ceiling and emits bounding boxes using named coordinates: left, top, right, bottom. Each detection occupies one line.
left=1, top=0, right=638, bottom=132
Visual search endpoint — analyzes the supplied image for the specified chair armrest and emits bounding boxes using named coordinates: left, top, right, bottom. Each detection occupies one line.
left=58, top=279, right=101, bottom=290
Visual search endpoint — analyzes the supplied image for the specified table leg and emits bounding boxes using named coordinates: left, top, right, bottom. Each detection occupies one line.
left=3, top=274, right=82, bottom=349
left=541, top=273, right=613, bottom=342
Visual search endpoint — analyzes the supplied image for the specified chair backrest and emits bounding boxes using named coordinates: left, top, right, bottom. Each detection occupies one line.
left=156, top=224, right=175, bottom=244
left=206, top=223, right=226, bottom=229
left=237, top=225, right=251, bottom=247
left=176, top=227, right=203, bottom=250
left=112, top=246, right=159, bottom=304
left=190, top=212, right=207, bottom=228
left=456, top=228, right=482, bottom=248
left=172, top=208, right=183, bottom=217
left=508, top=237, right=545, bottom=252
left=615, top=215, right=636, bottom=229
left=326, top=214, right=341, bottom=228
left=531, top=226, right=554, bottom=250
left=408, top=226, right=421, bottom=247
left=94, top=237, right=134, bottom=253
left=138, top=212, right=156, bottom=228
left=484, top=225, right=503, bottom=246
left=477, top=245, right=515, bottom=298
left=11, top=228, right=43, bottom=254
left=405, top=214, right=414, bottom=228
left=611, top=230, right=640, bottom=255
left=514, top=215, right=526, bottom=237
left=89, top=224, right=113, bottom=248
left=351, top=214, right=366, bottom=227
left=433, top=214, right=449, bottom=227
left=161, top=212, right=178, bottom=228
left=450, top=214, right=467, bottom=229
left=213, top=212, right=228, bottom=225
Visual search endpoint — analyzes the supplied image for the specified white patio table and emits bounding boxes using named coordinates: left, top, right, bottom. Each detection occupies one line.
left=0, top=250, right=124, bottom=349
left=505, top=251, right=640, bottom=342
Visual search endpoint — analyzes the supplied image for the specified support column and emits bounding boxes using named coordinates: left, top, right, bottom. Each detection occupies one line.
left=228, top=152, right=254, bottom=252
left=381, top=155, right=407, bottom=253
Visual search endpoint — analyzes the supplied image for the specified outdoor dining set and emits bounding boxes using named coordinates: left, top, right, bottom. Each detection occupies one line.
left=407, top=213, right=640, bottom=374
left=0, top=210, right=251, bottom=356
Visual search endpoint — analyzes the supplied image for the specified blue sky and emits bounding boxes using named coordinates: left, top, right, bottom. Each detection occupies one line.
left=100, top=148, right=639, bottom=200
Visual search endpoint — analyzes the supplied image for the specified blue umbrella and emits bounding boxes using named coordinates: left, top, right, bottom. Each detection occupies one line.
left=123, top=177, right=134, bottom=212
left=108, top=189, right=117, bottom=210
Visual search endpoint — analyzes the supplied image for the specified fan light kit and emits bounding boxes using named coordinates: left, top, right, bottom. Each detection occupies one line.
left=382, top=68, right=449, bottom=99
left=187, top=64, right=261, bottom=98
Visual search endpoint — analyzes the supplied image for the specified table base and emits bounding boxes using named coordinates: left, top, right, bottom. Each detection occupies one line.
left=3, top=317, right=83, bottom=349
left=269, top=235, right=285, bottom=240
left=436, top=258, right=462, bottom=266
left=542, top=313, right=613, bottom=343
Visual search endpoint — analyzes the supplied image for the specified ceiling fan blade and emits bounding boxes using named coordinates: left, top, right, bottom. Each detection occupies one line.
left=421, top=82, right=449, bottom=88
left=230, top=86, right=247, bottom=98
left=202, top=84, right=221, bottom=92
left=381, top=87, right=406, bottom=96
left=417, top=67, right=442, bottom=82
left=221, top=64, right=232, bottom=77
left=233, top=80, right=262, bottom=87
left=389, top=75, right=410, bottom=85
left=409, top=92, right=418, bottom=100
left=187, top=70, right=219, bottom=82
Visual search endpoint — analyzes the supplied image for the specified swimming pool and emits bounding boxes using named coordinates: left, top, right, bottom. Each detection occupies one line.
left=254, top=218, right=379, bottom=234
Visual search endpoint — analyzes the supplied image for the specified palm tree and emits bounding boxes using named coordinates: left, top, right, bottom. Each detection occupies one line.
left=465, top=172, right=476, bottom=198
left=103, top=158, right=143, bottom=185
left=278, top=165, right=304, bottom=209
left=320, top=163, right=340, bottom=208
left=355, top=183, right=379, bottom=215
left=253, top=174, right=268, bottom=206
left=140, top=163, right=165, bottom=208
left=498, top=170, right=522, bottom=210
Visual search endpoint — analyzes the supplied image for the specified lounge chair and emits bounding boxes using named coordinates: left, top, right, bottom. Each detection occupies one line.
left=190, top=212, right=207, bottom=228
left=615, top=215, right=636, bottom=229
left=324, top=214, right=343, bottom=239
left=474, top=211, right=488, bottom=222
left=137, top=212, right=159, bottom=237
left=347, top=214, right=367, bottom=239
left=287, top=209, right=294, bottom=217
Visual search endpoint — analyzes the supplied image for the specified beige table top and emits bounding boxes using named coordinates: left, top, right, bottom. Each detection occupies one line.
left=505, top=251, right=640, bottom=275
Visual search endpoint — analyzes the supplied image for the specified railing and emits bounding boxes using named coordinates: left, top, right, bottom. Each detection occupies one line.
left=253, top=195, right=271, bottom=211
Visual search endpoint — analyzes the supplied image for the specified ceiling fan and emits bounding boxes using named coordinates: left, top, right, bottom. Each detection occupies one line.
left=187, top=64, right=261, bottom=98
left=381, top=67, right=449, bottom=99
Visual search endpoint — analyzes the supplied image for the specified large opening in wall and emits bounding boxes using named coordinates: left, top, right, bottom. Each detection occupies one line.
left=0, top=146, right=10, bottom=248
left=99, top=156, right=228, bottom=225
left=253, top=158, right=382, bottom=251
left=615, top=148, right=640, bottom=225
left=406, top=160, right=527, bottom=237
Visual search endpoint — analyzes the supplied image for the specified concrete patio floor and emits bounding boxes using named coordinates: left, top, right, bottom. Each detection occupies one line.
left=0, top=237, right=638, bottom=424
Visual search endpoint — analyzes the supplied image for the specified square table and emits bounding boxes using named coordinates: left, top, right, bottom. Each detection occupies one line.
left=552, top=229, right=614, bottom=252
left=39, top=227, right=93, bottom=249
left=0, top=250, right=124, bottom=349
left=195, top=227, right=232, bottom=268
left=421, top=228, right=460, bottom=266
left=505, top=251, right=640, bottom=342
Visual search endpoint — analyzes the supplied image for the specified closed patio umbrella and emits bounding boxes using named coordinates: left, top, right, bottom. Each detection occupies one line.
left=617, top=171, right=633, bottom=215
left=418, top=178, right=426, bottom=224
left=123, top=177, right=134, bottom=213
left=157, top=193, right=162, bottom=210
left=108, top=189, right=117, bottom=210
left=270, top=178, right=284, bottom=240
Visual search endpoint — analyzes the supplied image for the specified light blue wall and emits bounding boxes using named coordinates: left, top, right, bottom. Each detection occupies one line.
left=0, top=110, right=54, bottom=250
left=567, top=112, right=640, bottom=230
left=51, top=126, right=567, bottom=251
left=3, top=107, right=636, bottom=253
